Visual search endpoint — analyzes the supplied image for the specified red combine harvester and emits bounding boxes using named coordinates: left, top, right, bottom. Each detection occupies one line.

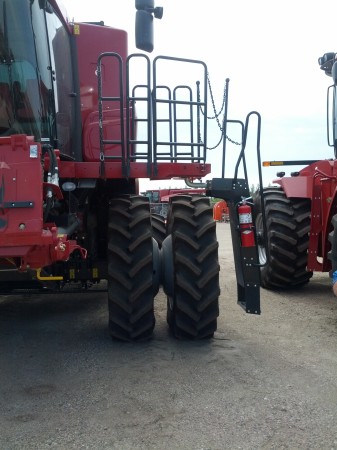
left=0, top=0, right=262, bottom=340
left=253, top=52, right=337, bottom=290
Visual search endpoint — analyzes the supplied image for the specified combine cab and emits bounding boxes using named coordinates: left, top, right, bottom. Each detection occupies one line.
left=0, top=0, right=262, bottom=341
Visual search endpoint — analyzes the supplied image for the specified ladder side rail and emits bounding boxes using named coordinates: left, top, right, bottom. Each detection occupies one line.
left=97, top=52, right=125, bottom=174
left=126, top=54, right=152, bottom=175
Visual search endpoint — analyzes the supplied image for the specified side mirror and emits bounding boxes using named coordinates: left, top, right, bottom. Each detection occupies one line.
left=38, top=0, right=53, bottom=13
left=135, top=0, right=163, bottom=53
left=136, top=0, right=154, bottom=9
left=332, top=62, right=337, bottom=86
left=135, top=10, right=154, bottom=52
left=327, top=85, right=335, bottom=147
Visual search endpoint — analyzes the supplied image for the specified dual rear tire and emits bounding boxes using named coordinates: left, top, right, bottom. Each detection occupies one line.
left=108, top=196, right=157, bottom=341
left=107, top=194, right=220, bottom=341
left=163, top=195, right=220, bottom=339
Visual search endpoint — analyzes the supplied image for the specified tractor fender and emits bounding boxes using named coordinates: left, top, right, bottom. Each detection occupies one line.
left=274, top=176, right=312, bottom=199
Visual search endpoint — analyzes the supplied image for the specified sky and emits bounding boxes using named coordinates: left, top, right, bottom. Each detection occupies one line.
left=61, top=0, right=337, bottom=191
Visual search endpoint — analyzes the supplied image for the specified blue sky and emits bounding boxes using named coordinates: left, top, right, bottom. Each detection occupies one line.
left=61, top=0, right=336, bottom=189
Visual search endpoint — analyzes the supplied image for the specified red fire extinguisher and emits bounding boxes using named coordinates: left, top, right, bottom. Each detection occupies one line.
left=238, top=201, right=255, bottom=247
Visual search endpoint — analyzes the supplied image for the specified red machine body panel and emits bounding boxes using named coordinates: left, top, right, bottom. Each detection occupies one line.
left=274, top=160, right=337, bottom=198
left=0, top=135, right=81, bottom=269
left=0, top=135, right=44, bottom=241
left=75, top=22, right=128, bottom=162
left=273, top=159, right=337, bottom=272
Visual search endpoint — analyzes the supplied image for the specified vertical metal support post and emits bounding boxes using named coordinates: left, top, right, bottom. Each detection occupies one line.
left=221, top=78, right=230, bottom=178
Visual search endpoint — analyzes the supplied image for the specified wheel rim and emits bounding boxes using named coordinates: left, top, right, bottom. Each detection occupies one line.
left=256, top=212, right=267, bottom=265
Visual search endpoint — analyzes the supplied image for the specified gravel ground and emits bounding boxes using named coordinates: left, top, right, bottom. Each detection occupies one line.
left=0, top=222, right=337, bottom=450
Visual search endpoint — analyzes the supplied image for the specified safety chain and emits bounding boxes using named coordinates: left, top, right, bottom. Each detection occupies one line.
left=198, top=73, right=241, bottom=150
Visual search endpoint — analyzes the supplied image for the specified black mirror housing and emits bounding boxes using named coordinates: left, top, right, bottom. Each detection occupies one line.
left=332, top=62, right=337, bottom=85
left=135, top=10, right=154, bottom=52
left=136, top=0, right=154, bottom=9
left=135, top=0, right=163, bottom=52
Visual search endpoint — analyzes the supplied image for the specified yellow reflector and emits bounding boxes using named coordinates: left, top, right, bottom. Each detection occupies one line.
left=263, top=161, right=284, bottom=167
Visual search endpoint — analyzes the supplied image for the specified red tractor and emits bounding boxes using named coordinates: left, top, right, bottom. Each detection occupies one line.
left=0, top=0, right=261, bottom=341
left=252, top=52, right=337, bottom=290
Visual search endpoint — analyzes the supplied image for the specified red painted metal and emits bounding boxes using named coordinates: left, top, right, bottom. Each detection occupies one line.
left=238, top=202, right=255, bottom=247
left=74, top=22, right=128, bottom=153
left=58, top=161, right=212, bottom=180
left=0, top=135, right=81, bottom=269
left=273, top=160, right=337, bottom=272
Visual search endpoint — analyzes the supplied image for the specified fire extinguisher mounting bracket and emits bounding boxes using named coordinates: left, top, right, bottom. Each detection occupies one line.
left=206, top=178, right=250, bottom=203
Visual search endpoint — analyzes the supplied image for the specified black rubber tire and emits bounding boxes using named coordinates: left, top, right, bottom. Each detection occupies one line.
left=328, top=214, right=337, bottom=273
left=164, top=195, right=220, bottom=339
left=151, top=213, right=166, bottom=248
left=107, top=195, right=155, bottom=341
left=254, top=186, right=312, bottom=289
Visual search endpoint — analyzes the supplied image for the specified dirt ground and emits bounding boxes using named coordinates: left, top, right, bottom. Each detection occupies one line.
left=1, top=222, right=337, bottom=450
